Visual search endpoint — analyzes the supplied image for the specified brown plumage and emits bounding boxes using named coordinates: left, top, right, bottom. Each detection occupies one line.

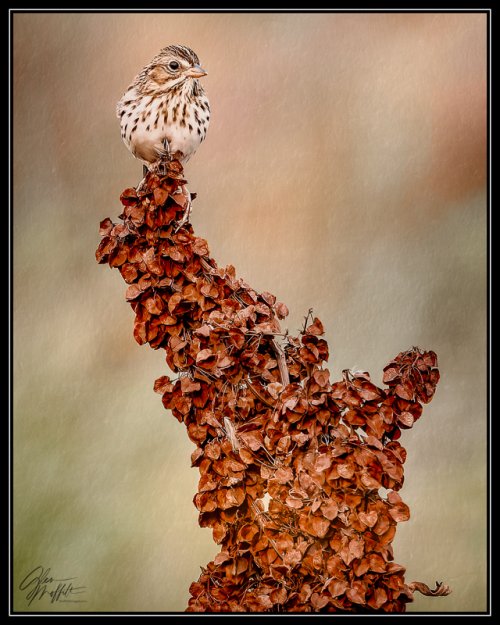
left=117, top=44, right=210, bottom=169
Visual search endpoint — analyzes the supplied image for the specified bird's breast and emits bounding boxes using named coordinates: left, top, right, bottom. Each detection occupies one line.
left=119, top=93, right=209, bottom=166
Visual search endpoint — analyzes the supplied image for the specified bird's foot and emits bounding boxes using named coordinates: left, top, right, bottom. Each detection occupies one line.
left=157, top=138, right=172, bottom=176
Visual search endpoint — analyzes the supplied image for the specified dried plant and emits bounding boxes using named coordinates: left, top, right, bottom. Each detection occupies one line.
left=96, top=161, right=450, bottom=613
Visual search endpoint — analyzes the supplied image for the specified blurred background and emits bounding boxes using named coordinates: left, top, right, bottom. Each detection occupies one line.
left=13, top=12, right=487, bottom=613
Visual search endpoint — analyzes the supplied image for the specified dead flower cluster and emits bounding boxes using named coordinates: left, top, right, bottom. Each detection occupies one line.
left=96, top=162, right=450, bottom=612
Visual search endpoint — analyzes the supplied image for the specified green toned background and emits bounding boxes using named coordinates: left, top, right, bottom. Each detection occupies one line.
left=13, top=12, right=487, bottom=613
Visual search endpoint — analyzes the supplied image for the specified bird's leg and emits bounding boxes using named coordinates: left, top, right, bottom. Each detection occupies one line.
left=158, top=138, right=171, bottom=176
left=174, top=184, right=192, bottom=231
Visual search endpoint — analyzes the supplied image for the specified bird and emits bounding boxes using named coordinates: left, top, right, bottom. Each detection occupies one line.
left=116, top=44, right=210, bottom=222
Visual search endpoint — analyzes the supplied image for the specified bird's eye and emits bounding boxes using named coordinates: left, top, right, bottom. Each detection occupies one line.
left=168, top=61, right=180, bottom=71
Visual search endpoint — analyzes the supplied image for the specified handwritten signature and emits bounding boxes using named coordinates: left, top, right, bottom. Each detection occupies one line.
left=19, top=566, right=87, bottom=606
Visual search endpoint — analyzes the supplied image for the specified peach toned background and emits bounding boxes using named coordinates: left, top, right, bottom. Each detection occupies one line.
left=13, top=11, right=487, bottom=612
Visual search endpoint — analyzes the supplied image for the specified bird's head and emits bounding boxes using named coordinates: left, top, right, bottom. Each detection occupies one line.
left=136, top=44, right=207, bottom=95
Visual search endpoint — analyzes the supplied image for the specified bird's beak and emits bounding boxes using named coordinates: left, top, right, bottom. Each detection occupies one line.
left=185, top=64, right=207, bottom=78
